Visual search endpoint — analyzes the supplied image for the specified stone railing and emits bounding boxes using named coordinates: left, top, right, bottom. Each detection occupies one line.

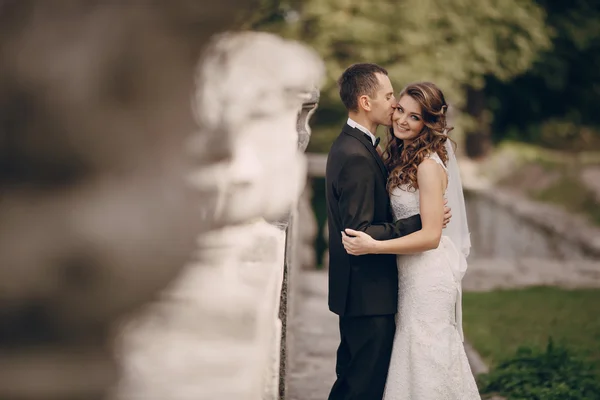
left=466, top=187, right=600, bottom=261
left=113, top=32, right=323, bottom=400
left=303, top=153, right=600, bottom=272
left=0, top=2, right=323, bottom=400
left=277, top=87, right=321, bottom=399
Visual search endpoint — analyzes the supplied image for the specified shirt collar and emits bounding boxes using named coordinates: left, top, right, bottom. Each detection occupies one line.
left=347, top=117, right=377, bottom=146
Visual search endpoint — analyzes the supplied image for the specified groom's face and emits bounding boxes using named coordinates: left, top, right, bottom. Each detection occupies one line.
left=368, top=73, right=396, bottom=127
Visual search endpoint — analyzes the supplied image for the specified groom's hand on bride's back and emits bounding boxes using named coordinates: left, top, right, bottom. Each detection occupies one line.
left=443, top=199, right=452, bottom=228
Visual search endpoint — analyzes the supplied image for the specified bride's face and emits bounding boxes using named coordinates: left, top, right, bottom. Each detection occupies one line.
left=392, top=95, right=424, bottom=143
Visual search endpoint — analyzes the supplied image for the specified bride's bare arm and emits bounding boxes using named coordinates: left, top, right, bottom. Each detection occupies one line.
left=342, top=160, right=447, bottom=255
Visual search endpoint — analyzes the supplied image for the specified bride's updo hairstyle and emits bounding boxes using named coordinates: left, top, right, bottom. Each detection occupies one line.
left=384, top=82, right=454, bottom=192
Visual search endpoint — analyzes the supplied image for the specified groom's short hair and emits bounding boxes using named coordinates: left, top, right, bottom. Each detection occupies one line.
left=338, top=63, right=388, bottom=112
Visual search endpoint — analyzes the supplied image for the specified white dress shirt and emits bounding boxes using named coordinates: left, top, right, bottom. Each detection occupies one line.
left=347, top=117, right=377, bottom=146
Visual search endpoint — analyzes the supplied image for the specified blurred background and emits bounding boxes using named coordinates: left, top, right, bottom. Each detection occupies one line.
left=243, top=1, right=600, bottom=398
left=1, top=1, right=599, bottom=399
left=249, top=0, right=600, bottom=155
left=248, top=0, right=600, bottom=266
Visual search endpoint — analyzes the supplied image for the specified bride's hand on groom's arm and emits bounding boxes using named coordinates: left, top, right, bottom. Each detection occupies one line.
left=341, top=229, right=378, bottom=256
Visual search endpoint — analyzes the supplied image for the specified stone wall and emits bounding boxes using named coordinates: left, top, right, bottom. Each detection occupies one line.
left=466, top=187, right=600, bottom=260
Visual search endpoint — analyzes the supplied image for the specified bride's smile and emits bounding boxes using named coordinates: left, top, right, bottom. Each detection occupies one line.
left=392, top=95, right=425, bottom=144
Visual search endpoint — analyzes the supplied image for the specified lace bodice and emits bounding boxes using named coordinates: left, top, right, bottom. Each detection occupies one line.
left=390, top=152, right=447, bottom=221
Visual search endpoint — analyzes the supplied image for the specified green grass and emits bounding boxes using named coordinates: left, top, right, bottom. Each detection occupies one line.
left=463, top=287, right=600, bottom=371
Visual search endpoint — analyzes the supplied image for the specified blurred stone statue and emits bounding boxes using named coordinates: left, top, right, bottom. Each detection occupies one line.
left=0, top=1, right=309, bottom=399
left=188, top=31, right=323, bottom=226
left=114, top=32, right=323, bottom=399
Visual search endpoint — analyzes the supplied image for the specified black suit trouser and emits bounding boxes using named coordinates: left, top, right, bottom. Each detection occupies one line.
left=328, top=314, right=396, bottom=400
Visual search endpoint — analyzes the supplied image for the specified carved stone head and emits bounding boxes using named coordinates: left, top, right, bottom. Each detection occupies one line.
left=189, top=32, right=324, bottom=226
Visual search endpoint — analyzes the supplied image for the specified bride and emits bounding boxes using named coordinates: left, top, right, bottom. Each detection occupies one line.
left=341, top=82, right=480, bottom=399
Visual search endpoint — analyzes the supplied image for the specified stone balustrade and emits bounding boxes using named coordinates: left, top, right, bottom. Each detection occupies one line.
left=0, top=2, right=323, bottom=399
left=113, top=32, right=323, bottom=400
left=466, top=188, right=600, bottom=260
left=303, top=153, right=600, bottom=274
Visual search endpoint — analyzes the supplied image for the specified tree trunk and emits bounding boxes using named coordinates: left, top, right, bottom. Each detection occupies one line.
left=464, top=86, right=492, bottom=159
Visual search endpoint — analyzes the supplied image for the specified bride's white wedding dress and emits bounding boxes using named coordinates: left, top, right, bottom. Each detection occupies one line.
left=383, top=153, right=480, bottom=400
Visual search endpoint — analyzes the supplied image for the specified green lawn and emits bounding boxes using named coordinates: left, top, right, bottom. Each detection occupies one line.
left=463, top=287, right=600, bottom=370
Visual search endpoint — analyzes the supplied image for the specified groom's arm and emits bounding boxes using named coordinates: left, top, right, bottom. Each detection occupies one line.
left=392, top=213, right=423, bottom=238
left=336, top=154, right=422, bottom=241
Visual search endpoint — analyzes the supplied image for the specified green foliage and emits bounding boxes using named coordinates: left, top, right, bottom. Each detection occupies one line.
left=478, top=339, right=600, bottom=400
left=251, top=0, right=552, bottom=152
left=293, top=0, right=550, bottom=106
left=486, top=0, right=600, bottom=150
left=243, top=0, right=300, bottom=33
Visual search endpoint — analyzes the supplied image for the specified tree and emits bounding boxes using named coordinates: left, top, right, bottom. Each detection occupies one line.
left=485, top=0, right=600, bottom=151
left=251, top=0, right=551, bottom=154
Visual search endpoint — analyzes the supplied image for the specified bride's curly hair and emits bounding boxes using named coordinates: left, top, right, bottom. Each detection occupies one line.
left=384, top=82, right=454, bottom=192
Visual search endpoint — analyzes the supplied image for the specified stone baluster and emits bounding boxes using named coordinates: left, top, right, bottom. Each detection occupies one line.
left=277, top=86, right=320, bottom=398
left=296, top=89, right=321, bottom=153
left=113, top=32, right=324, bottom=400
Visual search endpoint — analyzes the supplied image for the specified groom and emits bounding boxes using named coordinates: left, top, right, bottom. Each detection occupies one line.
left=325, top=63, right=451, bottom=399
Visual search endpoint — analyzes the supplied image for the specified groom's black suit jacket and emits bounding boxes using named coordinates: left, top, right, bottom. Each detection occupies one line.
left=326, top=124, right=422, bottom=317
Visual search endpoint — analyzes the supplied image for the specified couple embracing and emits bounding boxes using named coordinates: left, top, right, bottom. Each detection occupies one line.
left=325, top=63, right=480, bottom=400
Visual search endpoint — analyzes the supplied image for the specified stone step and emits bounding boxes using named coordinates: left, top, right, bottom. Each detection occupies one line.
left=464, top=257, right=600, bottom=291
